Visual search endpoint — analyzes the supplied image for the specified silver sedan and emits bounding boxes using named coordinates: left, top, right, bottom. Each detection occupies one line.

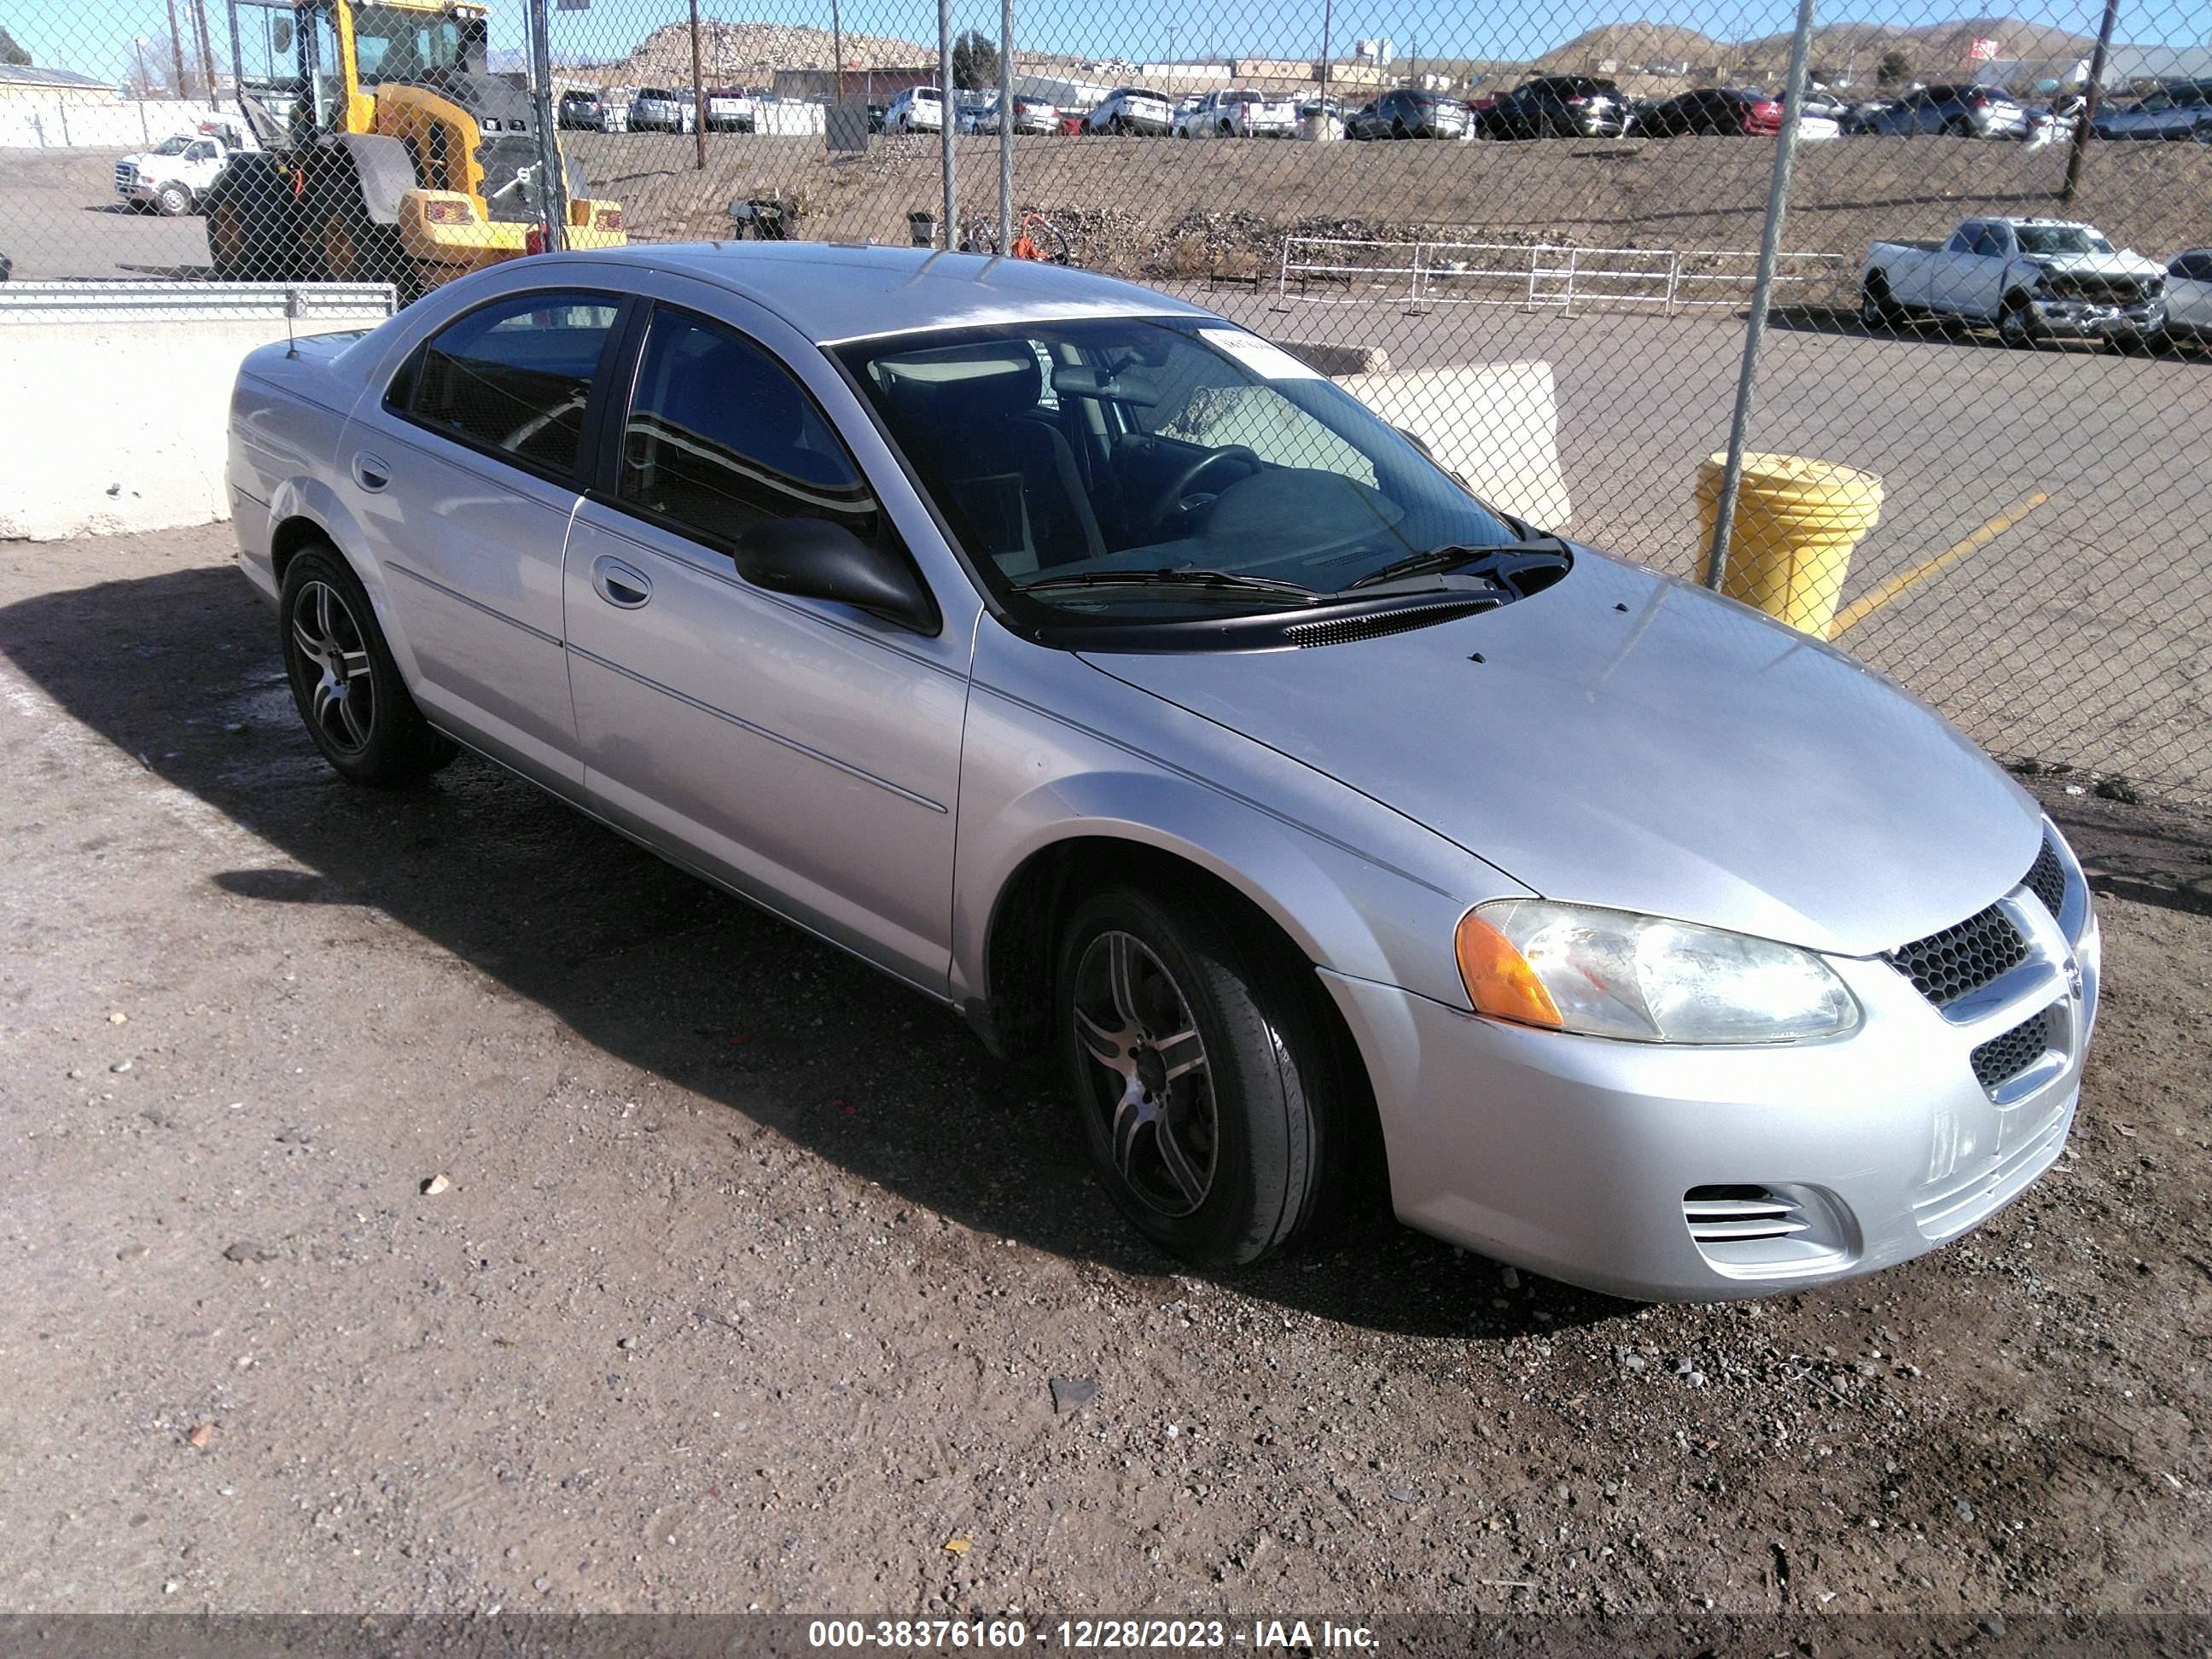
left=225, top=244, right=2098, bottom=1300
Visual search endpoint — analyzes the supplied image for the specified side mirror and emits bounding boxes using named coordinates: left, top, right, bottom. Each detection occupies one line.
left=271, top=17, right=294, bottom=50
left=732, top=517, right=938, bottom=634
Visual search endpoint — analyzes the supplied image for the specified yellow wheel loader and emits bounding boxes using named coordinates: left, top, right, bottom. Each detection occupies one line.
left=207, top=0, right=623, bottom=297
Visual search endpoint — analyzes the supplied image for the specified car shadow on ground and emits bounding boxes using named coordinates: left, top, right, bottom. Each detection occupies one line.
left=0, top=562, right=1635, bottom=1340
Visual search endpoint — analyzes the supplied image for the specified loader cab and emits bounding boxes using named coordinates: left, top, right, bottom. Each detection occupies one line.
left=235, top=0, right=489, bottom=136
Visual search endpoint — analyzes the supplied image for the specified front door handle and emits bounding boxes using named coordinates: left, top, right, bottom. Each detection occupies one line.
left=352, top=452, right=390, bottom=492
left=591, top=555, right=652, bottom=609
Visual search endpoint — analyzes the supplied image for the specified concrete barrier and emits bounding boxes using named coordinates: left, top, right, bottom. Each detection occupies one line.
left=0, top=282, right=396, bottom=541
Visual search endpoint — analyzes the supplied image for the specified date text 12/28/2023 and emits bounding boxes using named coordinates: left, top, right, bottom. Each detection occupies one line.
left=806, top=1620, right=1380, bottom=1650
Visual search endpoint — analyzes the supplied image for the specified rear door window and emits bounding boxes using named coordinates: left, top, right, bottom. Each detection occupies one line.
left=399, top=290, right=622, bottom=478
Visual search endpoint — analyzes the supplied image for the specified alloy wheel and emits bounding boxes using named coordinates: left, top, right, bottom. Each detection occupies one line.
left=1070, top=929, right=1219, bottom=1218
left=290, top=579, right=376, bottom=754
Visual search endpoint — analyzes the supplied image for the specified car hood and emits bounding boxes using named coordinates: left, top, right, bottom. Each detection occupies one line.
left=2028, top=248, right=2165, bottom=278
left=1079, top=552, right=2042, bottom=958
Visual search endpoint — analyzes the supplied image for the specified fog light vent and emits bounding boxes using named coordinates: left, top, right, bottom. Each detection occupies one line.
left=1682, top=1184, right=1857, bottom=1281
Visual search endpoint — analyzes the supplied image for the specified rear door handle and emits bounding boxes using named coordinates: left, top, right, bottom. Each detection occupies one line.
left=591, top=555, right=652, bottom=609
left=352, top=452, right=390, bottom=492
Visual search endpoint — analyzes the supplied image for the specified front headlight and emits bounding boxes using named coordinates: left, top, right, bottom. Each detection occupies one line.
left=1455, top=899, right=1860, bottom=1045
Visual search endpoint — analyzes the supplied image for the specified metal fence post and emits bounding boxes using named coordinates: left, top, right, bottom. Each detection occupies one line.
left=1703, top=0, right=1816, bottom=591
left=997, top=0, right=1013, bottom=253
left=2062, top=0, right=2122, bottom=204
left=937, top=0, right=955, bottom=250
left=526, top=0, right=566, bottom=249
left=1665, top=252, right=1681, bottom=318
left=1563, top=246, right=1578, bottom=318
left=687, top=0, right=707, bottom=171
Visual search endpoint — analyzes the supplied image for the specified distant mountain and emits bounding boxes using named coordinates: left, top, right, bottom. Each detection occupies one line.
left=585, top=18, right=934, bottom=84
left=1531, top=22, right=1723, bottom=72
left=1529, top=15, right=2093, bottom=79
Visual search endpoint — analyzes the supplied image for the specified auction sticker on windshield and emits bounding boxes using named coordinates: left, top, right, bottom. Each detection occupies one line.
left=1199, top=329, right=1321, bottom=380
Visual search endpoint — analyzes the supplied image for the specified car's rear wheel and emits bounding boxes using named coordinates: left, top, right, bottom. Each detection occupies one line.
left=1057, top=884, right=1337, bottom=1267
left=280, top=545, right=456, bottom=786
left=1997, top=294, right=2042, bottom=349
left=1860, top=276, right=1901, bottom=329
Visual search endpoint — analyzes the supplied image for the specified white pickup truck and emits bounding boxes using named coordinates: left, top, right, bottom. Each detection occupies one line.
left=1176, top=88, right=1300, bottom=138
left=1860, top=216, right=2168, bottom=348
left=113, top=127, right=253, bottom=217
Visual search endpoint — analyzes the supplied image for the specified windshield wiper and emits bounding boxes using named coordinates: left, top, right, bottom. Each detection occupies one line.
left=1020, top=568, right=1323, bottom=602
left=1345, top=535, right=1570, bottom=592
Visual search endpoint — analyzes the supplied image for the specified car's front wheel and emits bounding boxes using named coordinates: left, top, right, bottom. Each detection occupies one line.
left=1057, top=884, right=1337, bottom=1266
left=154, top=182, right=192, bottom=217
left=280, top=544, right=456, bottom=786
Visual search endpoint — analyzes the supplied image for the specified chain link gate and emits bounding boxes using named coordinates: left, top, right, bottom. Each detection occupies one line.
left=2, top=0, right=2209, bottom=802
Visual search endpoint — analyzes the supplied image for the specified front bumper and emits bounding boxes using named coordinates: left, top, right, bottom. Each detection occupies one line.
left=1324, top=843, right=2100, bottom=1301
left=2031, top=294, right=2165, bottom=336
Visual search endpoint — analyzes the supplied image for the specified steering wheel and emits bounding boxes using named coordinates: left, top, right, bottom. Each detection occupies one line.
left=1137, top=445, right=1263, bottom=533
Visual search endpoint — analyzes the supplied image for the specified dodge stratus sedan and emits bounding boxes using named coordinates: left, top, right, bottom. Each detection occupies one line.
left=227, top=243, right=2098, bottom=1299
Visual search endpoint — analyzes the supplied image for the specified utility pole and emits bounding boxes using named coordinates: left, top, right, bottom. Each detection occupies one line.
left=830, top=0, right=843, bottom=108
left=2062, top=0, right=2121, bottom=203
left=165, top=0, right=189, bottom=96
left=1318, top=0, right=1331, bottom=114
left=191, top=0, right=221, bottom=106
left=688, top=0, right=707, bottom=169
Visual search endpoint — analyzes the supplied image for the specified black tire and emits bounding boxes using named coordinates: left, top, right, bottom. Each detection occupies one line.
left=154, top=182, right=192, bottom=218
left=1056, top=883, right=1338, bottom=1267
left=1997, top=294, right=2042, bottom=350
left=205, top=162, right=297, bottom=281
left=279, top=544, right=457, bottom=786
left=1860, top=276, right=1901, bottom=330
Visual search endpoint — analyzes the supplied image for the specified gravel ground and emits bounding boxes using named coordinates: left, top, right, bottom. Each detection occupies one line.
left=2, top=523, right=2209, bottom=1617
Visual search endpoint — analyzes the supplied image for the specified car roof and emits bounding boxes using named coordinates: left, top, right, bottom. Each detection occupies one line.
left=540, top=242, right=1217, bottom=344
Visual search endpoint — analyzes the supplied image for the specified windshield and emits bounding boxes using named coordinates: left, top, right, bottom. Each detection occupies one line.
left=349, top=4, right=470, bottom=83
left=151, top=135, right=193, bottom=154
left=2016, top=225, right=2114, bottom=256
left=835, top=317, right=1522, bottom=627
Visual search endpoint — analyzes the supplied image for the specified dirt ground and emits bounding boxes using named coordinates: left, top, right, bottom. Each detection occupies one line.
left=573, top=130, right=2212, bottom=297
left=2, top=523, right=2209, bottom=1619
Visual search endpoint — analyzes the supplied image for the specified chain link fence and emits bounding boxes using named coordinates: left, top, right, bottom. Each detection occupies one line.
left=2, top=0, right=2209, bottom=800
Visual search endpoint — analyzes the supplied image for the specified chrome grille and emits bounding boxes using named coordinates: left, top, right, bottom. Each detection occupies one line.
left=1970, top=1006, right=2056, bottom=1092
left=1885, top=903, right=2028, bottom=1008
left=2023, top=837, right=2065, bottom=919
left=1682, top=1185, right=1809, bottom=1243
left=1282, top=599, right=1493, bottom=649
left=114, top=163, right=136, bottom=191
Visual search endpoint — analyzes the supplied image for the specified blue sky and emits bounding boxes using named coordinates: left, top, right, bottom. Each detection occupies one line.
left=9, top=0, right=2203, bottom=90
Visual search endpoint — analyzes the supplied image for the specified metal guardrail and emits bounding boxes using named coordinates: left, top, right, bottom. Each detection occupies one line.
left=1277, top=237, right=1850, bottom=317
left=0, top=281, right=399, bottom=325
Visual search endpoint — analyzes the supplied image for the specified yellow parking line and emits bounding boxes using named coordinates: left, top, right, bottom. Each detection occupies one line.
left=1827, top=491, right=2052, bottom=639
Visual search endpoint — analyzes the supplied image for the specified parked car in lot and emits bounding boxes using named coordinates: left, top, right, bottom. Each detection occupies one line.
left=628, top=86, right=696, bottom=133
left=969, top=95, right=1060, bottom=135
left=1345, top=88, right=1470, bottom=139
left=1084, top=86, right=1174, bottom=135
left=1846, top=84, right=2029, bottom=138
left=2090, top=80, right=2212, bottom=141
left=886, top=84, right=946, bottom=133
left=1175, top=87, right=1299, bottom=138
left=2160, top=248, right=2212, bottom=343
left=1633, top=88, right=1785, bottom=136
left=953, top=95, right=993, bottom=134
left=1474, top=76, right=1631, bottom=137
left=226, top=241, right=2098, bottom=1301
left=705, top=87, right=759, bottom=132
left=114, top=128, right=250, bottom=216
left=1861, top=216, right=2167, bottom=346
left=556, top=89, right=607, bottom=131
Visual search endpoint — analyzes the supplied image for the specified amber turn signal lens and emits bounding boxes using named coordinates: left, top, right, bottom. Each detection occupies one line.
left=1455, top=911, right=1563, bottom=1030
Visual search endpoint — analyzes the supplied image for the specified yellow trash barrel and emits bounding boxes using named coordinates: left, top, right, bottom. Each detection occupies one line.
left=1696, top=452, right=1884, bottom=637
